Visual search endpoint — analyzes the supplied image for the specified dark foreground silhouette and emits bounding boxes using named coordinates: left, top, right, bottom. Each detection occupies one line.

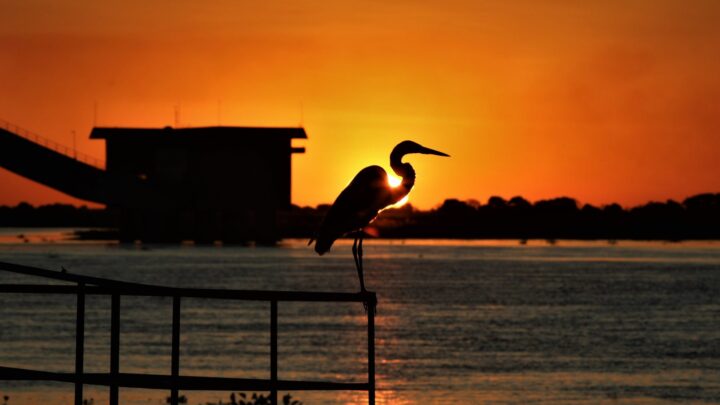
left=0, top=261, right=376, bottom=405
left=1, top=192, right=720, bottom=241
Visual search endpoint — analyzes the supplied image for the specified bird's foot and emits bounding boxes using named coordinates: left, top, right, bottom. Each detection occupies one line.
left=361, top=288, right=377, bottom=314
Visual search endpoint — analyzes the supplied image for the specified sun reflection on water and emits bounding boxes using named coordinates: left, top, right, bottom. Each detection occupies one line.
left=332, top=389, right=414, bottom=405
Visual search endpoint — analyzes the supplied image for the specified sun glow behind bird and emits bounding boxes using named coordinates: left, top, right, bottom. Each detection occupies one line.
left=388, top=174, right=402, bottom=188
left=388, top=174, right=410, bottom=207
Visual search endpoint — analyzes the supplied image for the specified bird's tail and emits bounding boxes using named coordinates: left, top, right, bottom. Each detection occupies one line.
left=308, top=222, right=336, bottom=255
left=313, top=235, right=334, bottom=256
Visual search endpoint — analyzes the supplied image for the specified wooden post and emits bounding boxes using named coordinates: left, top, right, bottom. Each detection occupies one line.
left=110, top=294, right=120, bottom=405
left=270, top=300, right=278, bottom=405
left=75, top=283, right=85, bottom=405
left=368, top=297, right=375, bottom=405
left=171, top=296, right=181, bottom=405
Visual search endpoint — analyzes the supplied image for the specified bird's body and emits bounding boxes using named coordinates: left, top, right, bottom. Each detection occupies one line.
left=314, top=165, right=409, bottom=255
left=310, top=140, right=449, bottom=293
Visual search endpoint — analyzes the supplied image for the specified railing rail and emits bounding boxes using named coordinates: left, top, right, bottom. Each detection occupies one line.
left=0, top=261, right=377, bottom=405
left=0, top=118, right=105, bottom=169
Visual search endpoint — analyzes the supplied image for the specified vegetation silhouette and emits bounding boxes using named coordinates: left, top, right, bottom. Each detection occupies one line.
left=166, top=392, right=302, bottom=405
left=2, top=192, right=720, bottom=241
left=289, top=192, right=720, bottom=241
left=0, top=202, right=109, bottom=227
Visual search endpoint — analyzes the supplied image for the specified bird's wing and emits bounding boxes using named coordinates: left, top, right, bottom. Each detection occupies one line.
left=314, top=166, right=392, bottom=254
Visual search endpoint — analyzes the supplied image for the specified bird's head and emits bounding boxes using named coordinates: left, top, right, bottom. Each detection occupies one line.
left=390, top=140, right=450, bottom=171
left=393, top=140, right=450, bottom=158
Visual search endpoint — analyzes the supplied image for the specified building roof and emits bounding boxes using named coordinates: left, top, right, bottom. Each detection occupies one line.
left=90, top=126, right=307, bottom=140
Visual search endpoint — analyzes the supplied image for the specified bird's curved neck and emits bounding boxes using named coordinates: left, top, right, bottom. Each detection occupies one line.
left=390, top=149, right=416, bottom=189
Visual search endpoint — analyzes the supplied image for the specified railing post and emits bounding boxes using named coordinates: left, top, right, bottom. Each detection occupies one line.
left=110, top=294, right=120, bottom=405
left=270, top=300, right=278, bottom=405
left=75, top=283, right=86, bottom=405
left=171, top=296, right=181, bottom=405
left=367, top=295, right=375, bottom=405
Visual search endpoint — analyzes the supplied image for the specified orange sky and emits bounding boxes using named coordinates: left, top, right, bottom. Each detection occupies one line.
left=1, top=1, right=719, bottom=209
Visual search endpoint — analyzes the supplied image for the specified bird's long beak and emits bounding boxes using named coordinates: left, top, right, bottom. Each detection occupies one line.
left=418, top=145, right=450, bottom=157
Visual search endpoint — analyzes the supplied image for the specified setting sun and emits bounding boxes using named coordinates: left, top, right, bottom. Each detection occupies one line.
left=386, top=174, right=410, bottom=208
left=388, top=175, right=402, bottom=188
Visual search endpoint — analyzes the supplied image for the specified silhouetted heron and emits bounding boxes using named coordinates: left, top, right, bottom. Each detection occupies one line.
left=310, top=140, right=449, bottom=292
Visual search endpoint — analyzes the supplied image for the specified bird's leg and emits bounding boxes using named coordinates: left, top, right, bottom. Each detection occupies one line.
left=352, top=234, right=359, bottom=273
left=352, top=231, right=374, bottom=313
left=359, top=231, right=376, bottom=313
left=354, top=232, right=365, bottom=293
left=358, top=230, right=366, bottom=292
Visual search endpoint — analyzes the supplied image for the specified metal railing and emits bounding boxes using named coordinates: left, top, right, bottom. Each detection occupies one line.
left=0, top=119, right=105, bottom=169
left=0, top=261, right=377, bottom=405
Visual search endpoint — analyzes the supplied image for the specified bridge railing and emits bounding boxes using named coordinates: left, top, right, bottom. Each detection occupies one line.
left=0, top=261, right=377, bottom=405
left=0, top=119, right=105, bottom=169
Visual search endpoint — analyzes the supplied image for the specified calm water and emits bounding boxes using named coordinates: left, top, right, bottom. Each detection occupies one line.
left=1, top=229, right=719, bottom=404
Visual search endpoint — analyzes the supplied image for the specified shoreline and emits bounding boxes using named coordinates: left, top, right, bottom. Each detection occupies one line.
left=1, top=227, right=720, bottom=247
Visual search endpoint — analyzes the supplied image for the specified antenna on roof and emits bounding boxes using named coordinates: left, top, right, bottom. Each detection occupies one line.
left=174, top=104, right=180, bottom=128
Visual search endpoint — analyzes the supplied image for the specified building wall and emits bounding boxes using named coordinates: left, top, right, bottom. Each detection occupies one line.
left=104, top=130, right=296, bottom=243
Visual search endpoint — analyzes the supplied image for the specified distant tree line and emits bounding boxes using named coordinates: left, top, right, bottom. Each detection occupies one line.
left=2, top=192, right=720, bottom=240
left=283, top=193, right=720, bottom=240
left=0, top=202, right=110, bottom=227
